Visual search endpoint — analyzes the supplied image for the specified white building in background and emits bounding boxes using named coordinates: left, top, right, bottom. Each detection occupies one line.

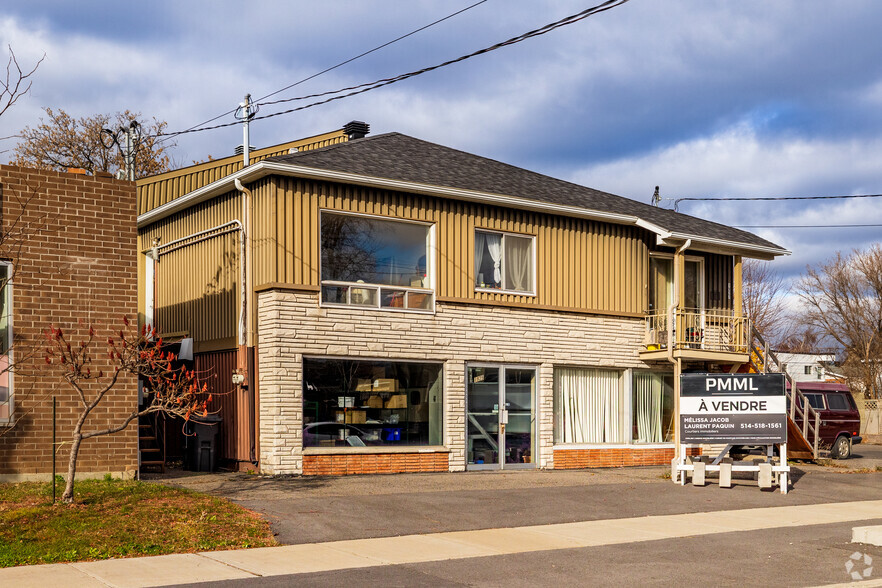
left=775, top=352, right=838, bottom=383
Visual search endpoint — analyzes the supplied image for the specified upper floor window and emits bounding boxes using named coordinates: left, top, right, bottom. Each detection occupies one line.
left=320, top=211, right=434, bottom=312
left=0, top=264, right=12, bottom=424
left=474, top=230, right=534, bottom=294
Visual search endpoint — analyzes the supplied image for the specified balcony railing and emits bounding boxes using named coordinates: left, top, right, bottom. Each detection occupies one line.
left=644, top=308, right=750, bottom=354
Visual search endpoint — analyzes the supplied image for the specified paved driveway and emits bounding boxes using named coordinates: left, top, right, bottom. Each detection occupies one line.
left=154, top=453, right=882, bottom=546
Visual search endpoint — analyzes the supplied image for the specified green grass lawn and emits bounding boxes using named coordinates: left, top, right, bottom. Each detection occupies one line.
left=0, top=477, right=277, bottom=567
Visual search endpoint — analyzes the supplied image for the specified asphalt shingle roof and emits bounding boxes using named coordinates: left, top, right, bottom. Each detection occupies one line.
left=267, top=132, right=786, bottom=253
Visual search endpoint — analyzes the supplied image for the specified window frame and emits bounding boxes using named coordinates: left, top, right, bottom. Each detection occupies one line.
left=648, top=252, right=705, bottom=312
left=318, top=210, right=436, bottom=314
left=553, top=366, right=677, bottom=448
left=474, top=228, right=537, bottom=296
left=301, top=356, right=445, bottom=449
left=0, top=261, right=13, bottom=425
left=826, top=393, right=851, bottom=412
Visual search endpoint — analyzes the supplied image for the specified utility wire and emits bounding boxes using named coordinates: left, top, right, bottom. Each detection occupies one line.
left=255, top=0, right=489, bottom=104
left=735, top=224, right=882, bottom=229
left=156, top=0, right=630, bottom=138
left=675, top=193, right=882, bottom=211
left=157, top=0, right=489, bottom=144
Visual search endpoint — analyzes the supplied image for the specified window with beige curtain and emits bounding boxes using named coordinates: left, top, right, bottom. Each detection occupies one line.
left=475, top=230, right=533, bottom=293
left=632, top=372, right=674, bottom=443
left=553, top=367, right=627, bottom=444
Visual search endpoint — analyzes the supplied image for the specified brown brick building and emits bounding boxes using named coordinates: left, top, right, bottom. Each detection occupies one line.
left=0, top=165, right=138, bottom=481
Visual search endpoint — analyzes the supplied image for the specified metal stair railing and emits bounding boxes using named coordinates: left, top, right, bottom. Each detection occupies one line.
left=749, top=326, right=820, bottom=458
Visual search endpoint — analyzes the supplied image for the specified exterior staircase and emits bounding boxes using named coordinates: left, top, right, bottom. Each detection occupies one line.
left=138, top=412, right=166, bottom=473
left=748, top=326, right=820, bottom=460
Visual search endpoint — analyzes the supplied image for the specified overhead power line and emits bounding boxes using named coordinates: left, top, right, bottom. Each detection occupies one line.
left=675, top=193, right=882, bottom=211
left=255, top=0, right=490, bottom=104
left=157, top=0, right=631, bottom=139
left=735, top=223, right=882, bottom=229
left=157, top=0, right=490, bottom=144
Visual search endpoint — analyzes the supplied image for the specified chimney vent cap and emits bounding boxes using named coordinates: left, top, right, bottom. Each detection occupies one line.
left=344, top=121, right=370, bottom=140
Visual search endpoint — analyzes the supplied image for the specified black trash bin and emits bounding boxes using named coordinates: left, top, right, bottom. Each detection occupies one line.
left=186, top=414, right=222, bottom=472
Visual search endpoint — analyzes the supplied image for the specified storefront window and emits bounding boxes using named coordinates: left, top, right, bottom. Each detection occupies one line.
left=554, top=367, right=627, bottom=443
left=303, top=358, right=442, bottom=448
left=632, top=372, right=674, bottom=443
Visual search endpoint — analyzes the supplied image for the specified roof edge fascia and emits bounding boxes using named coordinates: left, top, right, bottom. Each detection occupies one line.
left=137, top=161, right=789, bottom=258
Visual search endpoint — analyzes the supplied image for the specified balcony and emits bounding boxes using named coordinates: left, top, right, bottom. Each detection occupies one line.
left=640, top=308, right=751, bottom=363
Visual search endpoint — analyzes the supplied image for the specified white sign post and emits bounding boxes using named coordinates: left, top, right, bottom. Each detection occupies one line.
left=674, top=373, right=790, bottom=494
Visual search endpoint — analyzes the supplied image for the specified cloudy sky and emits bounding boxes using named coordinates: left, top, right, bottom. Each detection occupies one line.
left=1, top=0, right=881, bottom=286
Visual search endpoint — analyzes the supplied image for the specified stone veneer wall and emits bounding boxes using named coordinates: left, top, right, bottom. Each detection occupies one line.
left=256, top=289, right=648, bottom=475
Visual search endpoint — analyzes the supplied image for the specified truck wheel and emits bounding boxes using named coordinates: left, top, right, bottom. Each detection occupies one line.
left=832, top=435, right=852, bottom=460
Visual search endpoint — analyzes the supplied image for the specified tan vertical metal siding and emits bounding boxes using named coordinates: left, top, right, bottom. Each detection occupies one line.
left=137, top=130, right=348, bottom=215
left=263, top=178, right=652, bottom=315
left=702, top=252, right=734, bottom=310
left=138, top=191, right=240, bottom=345
left=138, top=173, right=740, bottom=349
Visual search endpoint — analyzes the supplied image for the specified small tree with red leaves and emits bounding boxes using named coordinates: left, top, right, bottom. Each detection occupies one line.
left=45, top=317, right=211, bottom=503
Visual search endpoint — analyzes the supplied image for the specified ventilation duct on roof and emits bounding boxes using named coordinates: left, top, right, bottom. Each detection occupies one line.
left=344, top=120, right=370, bottom=140
left=235, top=144, right=256, bottom=156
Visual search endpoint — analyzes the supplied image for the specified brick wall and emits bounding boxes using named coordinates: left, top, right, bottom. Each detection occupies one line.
left=0, top=165, right=138, bottom=480
left=302, top=451, right=449, bottom=476
left=257, top=288, right=649, bottom=475
left=554, top=447, right=702, bottom=469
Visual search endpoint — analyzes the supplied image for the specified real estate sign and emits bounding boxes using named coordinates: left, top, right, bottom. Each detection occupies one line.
left=679, top=373, right=787, bottom=444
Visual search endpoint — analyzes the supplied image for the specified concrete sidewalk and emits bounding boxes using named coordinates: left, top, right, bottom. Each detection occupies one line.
left=3, top=499, right=882, bottom=587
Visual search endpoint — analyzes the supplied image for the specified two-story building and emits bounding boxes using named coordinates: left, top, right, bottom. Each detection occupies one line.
left=137, top=123, right=789, bottom=476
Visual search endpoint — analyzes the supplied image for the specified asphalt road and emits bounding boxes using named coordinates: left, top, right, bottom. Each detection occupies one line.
left=177, top=521, right=882, bottom=587
left=158, top=450, right=882, bottom=546
left=154, top=445, right=882, bottom=586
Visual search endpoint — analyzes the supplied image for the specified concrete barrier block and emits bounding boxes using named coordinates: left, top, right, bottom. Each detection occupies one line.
left=719, top=461, right=732, bottom=488
left=758, top=463, right=773, bottom=488
left=693, top=460, right=706, bottom=486
left=853, top=525, right=882, bottom=547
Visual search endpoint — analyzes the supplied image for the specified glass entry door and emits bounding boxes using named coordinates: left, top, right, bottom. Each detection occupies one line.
left=467, top=365, right=536, bottom=470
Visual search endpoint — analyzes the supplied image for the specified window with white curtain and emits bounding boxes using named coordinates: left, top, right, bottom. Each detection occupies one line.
left=631, top=372, right=674, bottom=443
left=553, top=367, right=627, bottom=444
left=475, top=230, right=534, bottom=293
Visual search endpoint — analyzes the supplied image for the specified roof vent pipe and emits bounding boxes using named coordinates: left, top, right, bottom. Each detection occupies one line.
left=344, top=120, right=370, bottom=140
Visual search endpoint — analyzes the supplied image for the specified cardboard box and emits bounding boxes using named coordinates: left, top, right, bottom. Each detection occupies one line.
left=373, top=378, right=399, bottom=392
left=336, top=409, right=367, bottom=424
left=366, top=395, right=384, bottom=409
left=385, top=394, right=407, bottom=409
left=355, top=379, right=373, bottom=392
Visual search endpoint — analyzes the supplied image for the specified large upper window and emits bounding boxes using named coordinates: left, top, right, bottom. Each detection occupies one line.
left=0, top=264, right=12, bottom=424
left=303, top=358, right=443, bottom=448
left=475, top=230, right=534, bottom=294
left=320, top=212, right=433, bottom=311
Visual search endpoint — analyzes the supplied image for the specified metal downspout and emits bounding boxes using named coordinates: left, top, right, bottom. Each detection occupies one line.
left=234, top=178, right=257, bottom=465
left=668, top=239, right=691, bottom=474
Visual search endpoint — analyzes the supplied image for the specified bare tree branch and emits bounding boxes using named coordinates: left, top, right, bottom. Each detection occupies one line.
left=795, top=245, right=882, bottom=398
left=0, top=46, right=44, bottom=119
